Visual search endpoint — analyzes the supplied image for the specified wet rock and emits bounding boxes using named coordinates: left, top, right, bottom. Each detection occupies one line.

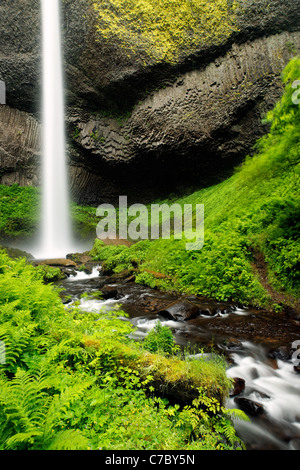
left=293, top=365, right=300, bottom=373
left=124, top=274, right=136, bottom=283
left=198, top=307, right=218, bottom=317
left=38, top=258, right=77, bottom=267
left=61, top=267, right=77, bottom=277
left=229, top=377, right=245, bottom=397
left=158, top=299, right=200, bottom=322
left=260, top=417, right=300, bottom=443
left=222, top=338, right=244, bottom=351
left=234, top=397, right=265, bottom=417
left=250, top=390, right=271, bottom=400
left=284, top=306, right=300, bottom=321
left=218, top=304, right=237, bottom=315
left=80, top=266, right=93, bottom=275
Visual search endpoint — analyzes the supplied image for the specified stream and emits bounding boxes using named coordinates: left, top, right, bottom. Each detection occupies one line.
left=57, top=266, right=300, bottom=450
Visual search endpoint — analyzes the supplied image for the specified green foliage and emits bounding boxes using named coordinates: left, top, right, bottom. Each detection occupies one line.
left=177, top=386, right=249, bottom=450
left=0, top=184, right=39, bottom=240
left=34, top=265, right=65, bottom=283
left=90, top=239, right=151, bottom=274
left=90, top=57, right=300, bottom=308
left=70, top=203, right=98, bottom=239
left=143, top=321, right=180, bottom=356
left=93, top=0, right=240, bottom=64
left=135, top=270, right=159, bottom=289
left=0, top=368, right=92, bottom=450
left=0, top=184, right=99, bottom=241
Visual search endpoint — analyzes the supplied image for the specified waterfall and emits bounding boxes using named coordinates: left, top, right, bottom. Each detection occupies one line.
left=35, top=0, right=74, bottom=259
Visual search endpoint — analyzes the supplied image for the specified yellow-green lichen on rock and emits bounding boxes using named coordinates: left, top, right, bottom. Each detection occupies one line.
left=92, top=0, right=240, bottom=64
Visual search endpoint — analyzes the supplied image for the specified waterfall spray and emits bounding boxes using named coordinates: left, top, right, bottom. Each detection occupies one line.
left=36, top=0, right=74, bottom=258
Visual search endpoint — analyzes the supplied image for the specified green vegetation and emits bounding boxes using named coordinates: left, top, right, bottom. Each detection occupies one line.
left=92, top=0, right=240, bottom=64
left=70, top=203, right=98, bottom=239
left=0, top=184, right=39, bottom=240
left=34, top=264, right=66, bottom=283
left=0, top=185, right=98, bottom=242
left=143, top=321, right=180, bottom=356
left=91, top=57, right=300, bottom=309
left=0, top=250, right=247, bottom=450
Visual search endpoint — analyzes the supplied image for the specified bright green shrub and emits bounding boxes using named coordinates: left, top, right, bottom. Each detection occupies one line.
left=143, top=321, right=180, bottom=356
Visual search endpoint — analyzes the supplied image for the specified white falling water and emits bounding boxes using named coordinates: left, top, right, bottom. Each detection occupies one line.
left=35, top=0, right=74, bottom=259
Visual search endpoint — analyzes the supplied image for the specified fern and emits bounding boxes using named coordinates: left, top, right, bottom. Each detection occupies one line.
left=225, top=407, right=250, bottom=422
left=43, top=376, right=95, bottom=434
left=215, top=408, right=250, bottom=449
left=0, top=323, right=37, bottom=371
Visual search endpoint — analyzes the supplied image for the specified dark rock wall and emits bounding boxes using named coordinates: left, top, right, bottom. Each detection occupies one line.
left=0, top=0, right=300, bottom=205
left=67, top=30, right=300, bottom=205
left=0, top=106, right=40, bottom=186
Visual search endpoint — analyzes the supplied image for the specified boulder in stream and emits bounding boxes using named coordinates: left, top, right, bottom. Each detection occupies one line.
left=38, top=258, right=77, bottom=267
left=229, top=377, right=246, bottom=397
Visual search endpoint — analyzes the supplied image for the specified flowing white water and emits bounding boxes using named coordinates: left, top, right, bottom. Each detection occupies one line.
left=226, top=341, right=300, bottom=449
left=66, top=266, right=101, bottom=281
left=34, top=0, right=75, bottom=259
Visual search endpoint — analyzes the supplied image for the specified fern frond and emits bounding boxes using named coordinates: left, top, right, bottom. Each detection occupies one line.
left=0, top=369, right=50, bottom=439
left=221, top=418, right=239, bottom=445
left=43, top=376, right=95, bottom=433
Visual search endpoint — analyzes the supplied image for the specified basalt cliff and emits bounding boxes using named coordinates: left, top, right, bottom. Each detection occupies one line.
left=0, top=0, right=300, bottom=205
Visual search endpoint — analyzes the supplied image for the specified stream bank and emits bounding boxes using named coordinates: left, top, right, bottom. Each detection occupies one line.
left=52, top=262, right=300, bottom=451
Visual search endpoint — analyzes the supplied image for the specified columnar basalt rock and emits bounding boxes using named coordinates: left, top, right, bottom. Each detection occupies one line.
left=0, top=106, right=41, bottom=186
left=0, top=0, right=300, bottom=205
left=67, top=30, right=300, bottom=205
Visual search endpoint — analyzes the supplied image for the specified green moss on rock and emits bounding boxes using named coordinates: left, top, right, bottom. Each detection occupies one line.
left=92, top=0, right=240, bottom=64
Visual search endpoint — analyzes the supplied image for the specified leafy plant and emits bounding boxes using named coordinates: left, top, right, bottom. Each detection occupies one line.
left=175, top=386, right=249, bottom=450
